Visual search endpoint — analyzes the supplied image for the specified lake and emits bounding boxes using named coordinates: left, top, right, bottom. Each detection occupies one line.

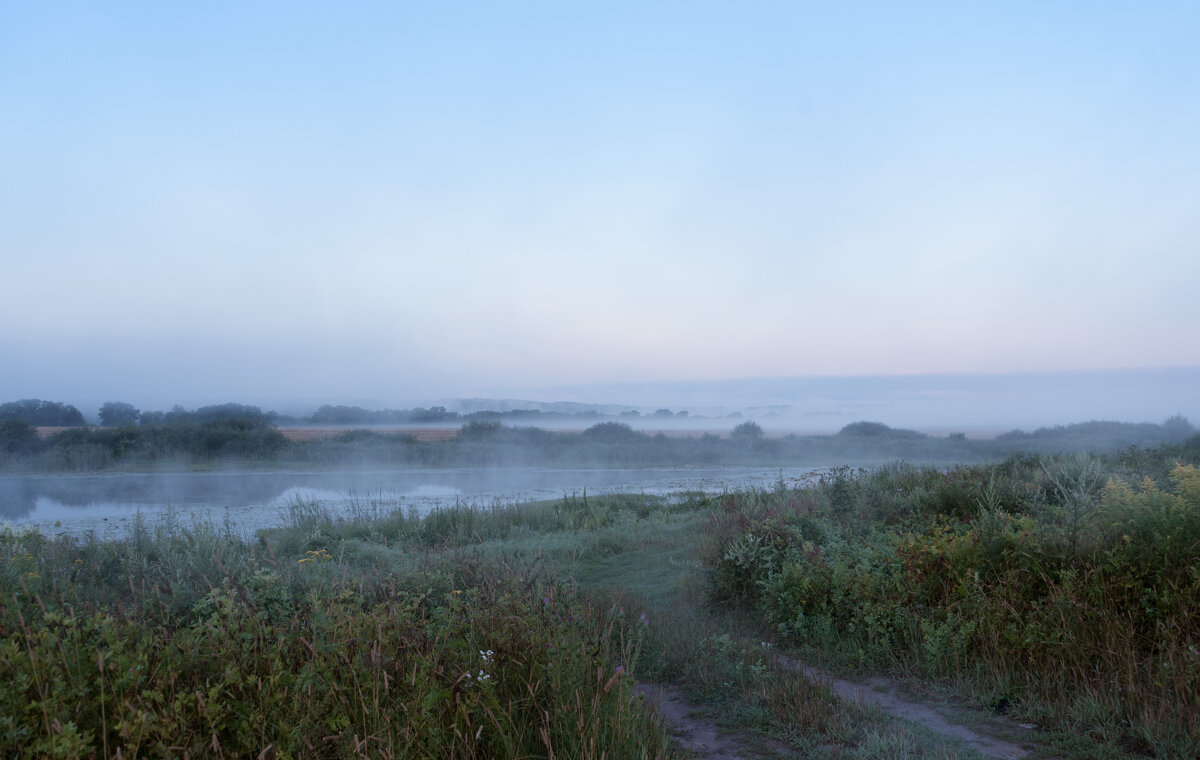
left=0, top=465, right=827, bottom=538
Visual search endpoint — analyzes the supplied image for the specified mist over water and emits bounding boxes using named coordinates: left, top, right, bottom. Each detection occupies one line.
left=1, top=466, right=823, bottom=539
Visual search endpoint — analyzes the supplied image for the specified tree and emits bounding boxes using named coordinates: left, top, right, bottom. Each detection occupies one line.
left=581, top=422, right=645, bottom=444
left=0, top=399, right=86, bottom=426
left=192, top=403, right=269, bottom=423
left=99, top=401, right=141, bottom=427
left=731, top=420, right=765, bottom=439
left=1162, top=414, right=1194, bottom=442
left=838, top=421, right=892, bottom=437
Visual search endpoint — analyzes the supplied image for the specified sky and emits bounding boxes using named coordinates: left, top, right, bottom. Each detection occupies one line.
left=2, top=2, right=1198, bottom=413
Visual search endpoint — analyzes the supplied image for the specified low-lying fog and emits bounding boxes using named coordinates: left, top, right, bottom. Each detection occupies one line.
left=2, top=466, right=823, bottom=539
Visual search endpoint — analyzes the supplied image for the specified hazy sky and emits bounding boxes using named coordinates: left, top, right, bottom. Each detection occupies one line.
left=3, top=2, right=1198, bottom=408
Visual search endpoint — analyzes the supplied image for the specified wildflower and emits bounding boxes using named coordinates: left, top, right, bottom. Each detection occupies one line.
left=452, top=590, right=463, bottom=595
left=479, top=650, right=494, bottom=662
left=638, top=612, right=649, bottom=626
left=298, top=558, right=313, bottom=564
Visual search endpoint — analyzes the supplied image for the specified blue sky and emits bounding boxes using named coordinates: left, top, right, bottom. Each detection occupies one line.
left=2, top=2, right=1198, bottom=409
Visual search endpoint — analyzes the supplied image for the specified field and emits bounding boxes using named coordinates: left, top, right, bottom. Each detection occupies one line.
left=2, top=434, right=1198, bottom=759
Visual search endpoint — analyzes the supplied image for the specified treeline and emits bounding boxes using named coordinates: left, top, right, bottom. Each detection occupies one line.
left=1, top=416, right=287, bottom=470
left=0, top=399, right=280, bottom=428
left=2, top=411, right=1196, bottom=473
left=0, top=398, right=633, bottom=428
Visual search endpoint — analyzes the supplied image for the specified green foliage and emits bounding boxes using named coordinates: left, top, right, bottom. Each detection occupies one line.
left=0, top=399, right=86, bottom=427
left=0, top=419, right=39, bottom=455
left=838, top=421, right=924, bottom=439
left=0, top=517, right=677, bottom=759
left=703, top=451, right=1200, bottom=757
left=731, top=420, right=765, bottom=439
left=582, top=421, right=643, bottom=444
left=7, top=417, right=289, bottom=470
left=97, top=402, right=140, bottom=427
left=5, top=403, right=1198, bottom=481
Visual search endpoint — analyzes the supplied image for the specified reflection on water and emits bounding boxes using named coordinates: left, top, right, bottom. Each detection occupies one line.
left=0, top=466, right=825, bottom=538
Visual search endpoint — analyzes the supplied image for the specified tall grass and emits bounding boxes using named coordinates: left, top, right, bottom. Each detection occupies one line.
left=0, top=511, right=678, bottom=758
left=704, top=450, right=1200, bottom=758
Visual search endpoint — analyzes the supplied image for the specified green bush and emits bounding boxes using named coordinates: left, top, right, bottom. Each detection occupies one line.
left=0, top=519, right=676, bottom=759
left=704, top=453, right=1200, bottom=756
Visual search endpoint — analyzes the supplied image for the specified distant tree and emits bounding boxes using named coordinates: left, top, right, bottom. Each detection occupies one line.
left=139, top=410, right=166, bottom=425
left=311, top=405, right=372, bottom=424
left=1162, top=414, right=1194, bottom=441
left=0, top=399, right=86, bottom=426
left=457, top=420, right=502, bottom=439
left=410, top=406, right=457, bottom=423
left=192, top=403, right=270, bottom=423
left=838, top=421, right=892, bottom=437
left=619, top=410, right=640, bottom=418
left=98, top=401, right=141, bottom=427
left=838, top=421, right=924, bottom=439
left=731, top=420, right=765, bottom=439
left=0, top=419, right=39, bottom=454
left=581, top=422, right=645, bottom=444
left=653, top=409, right=674, bottom=417
left=162, top=405, right=192, bottom=424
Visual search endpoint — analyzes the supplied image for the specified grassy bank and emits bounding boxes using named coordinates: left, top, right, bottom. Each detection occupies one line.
left=3, top=437, right=1198, bottom=758
left=707, top=443, right=1200, bottom=757
left=0, top=507, right=676, bottom=759
left=3, top=492, right=998, bottom=759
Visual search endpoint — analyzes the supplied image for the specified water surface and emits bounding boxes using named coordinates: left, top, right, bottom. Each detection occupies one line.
left=1, top=466, right=825, bottom=538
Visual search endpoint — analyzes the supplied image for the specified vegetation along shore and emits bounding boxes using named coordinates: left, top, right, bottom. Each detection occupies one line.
left=2, top=431, right=1198, bottom=758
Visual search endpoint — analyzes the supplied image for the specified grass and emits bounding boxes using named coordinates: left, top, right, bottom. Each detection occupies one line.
left=0, top=508, right=676, bottom=758
left=706, top=452, right=1200, bottom=758
left=3, top=441, right=1197, bottom=758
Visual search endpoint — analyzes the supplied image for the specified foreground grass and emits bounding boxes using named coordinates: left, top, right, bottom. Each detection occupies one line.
left=707, top=445, right=1200, bottom=758
left=4, top=438, right=1197, bottom=758
left=0, top=509, right=677, bottom=759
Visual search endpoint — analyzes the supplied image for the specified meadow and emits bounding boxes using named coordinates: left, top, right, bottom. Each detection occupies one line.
left=1, top=433, right=1198, bottom=758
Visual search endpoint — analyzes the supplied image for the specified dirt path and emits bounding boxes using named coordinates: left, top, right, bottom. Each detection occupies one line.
left=775, top=655, right=1032, bottom=759
left=635, top=682, right=794, bottom=760
left=636, top=657, right=1034, bottom=760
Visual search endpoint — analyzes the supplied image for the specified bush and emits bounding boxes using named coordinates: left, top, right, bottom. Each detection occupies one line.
left=0, top=419, right=39, bottom=455
left=704, top=451, right=1200, bottom=754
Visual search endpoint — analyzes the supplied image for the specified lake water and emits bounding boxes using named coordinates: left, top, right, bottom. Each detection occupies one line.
left=0, top=466, right=826, bottom=539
